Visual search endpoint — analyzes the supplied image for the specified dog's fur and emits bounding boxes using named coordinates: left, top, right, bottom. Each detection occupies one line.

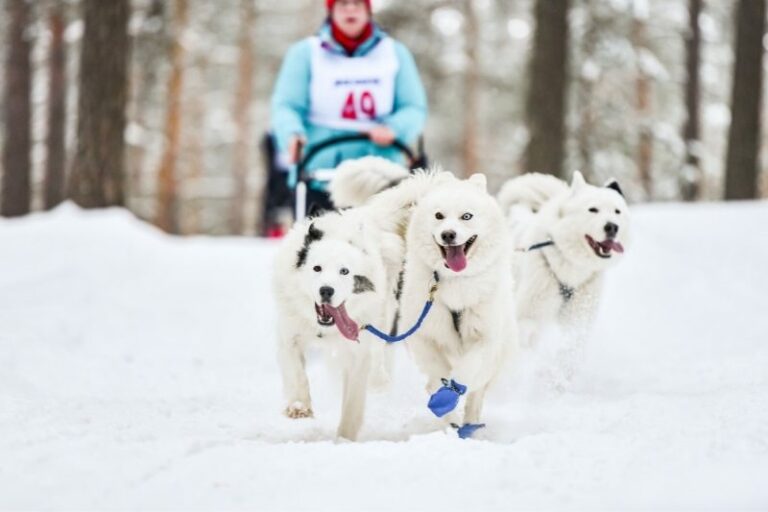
left=273, top=208, right=395, bottom=440
left=497, top=171, right=630, bottom=348
left=397, top=173, right=518, bottom=427
left=329, top=156, right=412, bottom=209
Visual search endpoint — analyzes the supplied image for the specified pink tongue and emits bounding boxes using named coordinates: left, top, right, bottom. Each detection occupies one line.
left=603, top=240, right=624, bottom=253
left=444, top=245, right=467, bottom=272
left=326, top=303, right=359, bottom=341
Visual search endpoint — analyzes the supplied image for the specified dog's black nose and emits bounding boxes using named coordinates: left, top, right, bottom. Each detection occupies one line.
left=604, top=222, right=619, bottom=238
left=319, top=286, right=334, bottom=303
left=441, top=230, right=456, bottom=244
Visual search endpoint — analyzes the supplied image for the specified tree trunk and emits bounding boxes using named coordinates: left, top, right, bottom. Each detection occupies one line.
left=230, top=0, right=256, bottom=235
left=44, top=2, right=68, bottom=210
left=633, top=10, right=654, bottom=199
left=576, top=0, right=598, bottom=181
left=1, top=0, right=33, bottom=217
left=461, top=0, right=479, bottom=178
left=155, top=0, right=188, bottom=233
left=127, top=0, right=166, bottom=200
left=70, top=0, right=131, bottom=208
left=524, top=0, right=570, bottom=178
left=681, top=0, right=703, bottom=201
left=724, top=0, right=765, bottom=200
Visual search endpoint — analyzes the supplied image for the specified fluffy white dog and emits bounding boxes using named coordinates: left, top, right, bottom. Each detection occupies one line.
left=497, top=171, right=630, bottom=349
left=396, top=173, right=518, bottom=433
left=273, top=208, right=394, bottom=441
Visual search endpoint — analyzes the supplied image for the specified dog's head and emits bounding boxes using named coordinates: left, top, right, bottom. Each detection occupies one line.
left=293, top=217, right=381, bottom=341
left=550, top=171, right=630, bottom=269
left=408, top=173, right=507, bottom=276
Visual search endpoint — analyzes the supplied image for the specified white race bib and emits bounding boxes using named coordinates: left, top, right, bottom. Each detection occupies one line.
left=308, top=36, right=399, bottom=131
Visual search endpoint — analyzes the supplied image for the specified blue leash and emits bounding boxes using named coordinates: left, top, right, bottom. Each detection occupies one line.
left=363, top=275, right=439, bottom=344
left=525, top=240, right=554, bottom=251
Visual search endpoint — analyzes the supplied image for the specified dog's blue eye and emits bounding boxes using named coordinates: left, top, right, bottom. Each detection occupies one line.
left=435, top=212, right=444, bottom=220
left=313, top=265, right=322, bottom=272
left=340, top=268, right=349, bottom=275
left=589, top=207, right=599, bottom=213
left=461, top=213, right=473, bottom=221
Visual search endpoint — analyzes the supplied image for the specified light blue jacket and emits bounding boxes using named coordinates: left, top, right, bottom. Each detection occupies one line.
left=270, top=22, right=427, bottom=183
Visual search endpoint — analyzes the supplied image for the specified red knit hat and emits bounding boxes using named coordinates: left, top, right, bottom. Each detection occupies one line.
left=326, top=0, right=371, bottom=11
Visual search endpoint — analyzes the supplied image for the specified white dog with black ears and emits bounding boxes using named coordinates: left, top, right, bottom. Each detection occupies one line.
left=497, top=170, right=630, bottom=350
left=273, top=208, right=395, bottom=441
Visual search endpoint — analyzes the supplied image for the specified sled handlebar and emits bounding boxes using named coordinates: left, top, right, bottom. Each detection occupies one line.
left=295, top=134, right=417, bottom=184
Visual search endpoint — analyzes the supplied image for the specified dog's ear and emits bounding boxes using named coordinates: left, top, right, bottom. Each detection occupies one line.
left=570, top=170, right=586, bottom=192
left=604, top=178, right=624, bottom=197
left=468, top=173, right=487, bottom=191
left=295, top=222, right=324, bottom=268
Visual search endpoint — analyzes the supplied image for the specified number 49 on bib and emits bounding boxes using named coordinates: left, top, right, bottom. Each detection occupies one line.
left=341, top=91, right=376, bottom=120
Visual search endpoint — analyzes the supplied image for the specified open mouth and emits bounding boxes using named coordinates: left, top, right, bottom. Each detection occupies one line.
left=585, top=234, right=624, bottom=259
left=314, top=302, right=359, bottom=341
left=438, top=235, right=477, bottom=272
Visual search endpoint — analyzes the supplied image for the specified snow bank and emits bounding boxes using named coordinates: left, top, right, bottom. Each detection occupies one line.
left=1, top=201, right=767, bottom=510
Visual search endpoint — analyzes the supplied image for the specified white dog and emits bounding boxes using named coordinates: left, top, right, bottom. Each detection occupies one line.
left=396, top=173, right=518, bottom=433
left=497, top=171, right=630, bottom=349
left=273, top=208, right=394, bottom=440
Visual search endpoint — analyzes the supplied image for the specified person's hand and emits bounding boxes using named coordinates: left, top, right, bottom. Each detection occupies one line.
left=287, top=134, right=306, bottom=164
left=368, top=125, right=395, bottom=146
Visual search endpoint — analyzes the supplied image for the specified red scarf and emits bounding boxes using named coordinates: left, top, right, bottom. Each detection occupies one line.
left=330, top=21, right=373, bottom=55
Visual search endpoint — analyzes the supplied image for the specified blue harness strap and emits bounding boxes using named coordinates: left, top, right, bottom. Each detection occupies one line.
left=363, top=273, right=439, bottom=344
left=363, top=299, right=433, bottom=343
left=526, top=240, right=554, bottom=251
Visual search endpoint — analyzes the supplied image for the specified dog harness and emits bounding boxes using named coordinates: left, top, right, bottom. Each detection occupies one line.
left=362, top=272, right=439, bottom=343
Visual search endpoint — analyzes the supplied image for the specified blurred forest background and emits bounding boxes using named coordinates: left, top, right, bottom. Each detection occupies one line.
left=0, top=0, right=766, bottom=235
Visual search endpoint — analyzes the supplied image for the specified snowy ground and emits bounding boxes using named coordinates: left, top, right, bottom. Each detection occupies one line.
left=1, top=201, right=767, bottom=510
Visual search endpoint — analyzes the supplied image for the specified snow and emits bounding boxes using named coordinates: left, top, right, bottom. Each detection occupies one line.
left=1, top=201, right=768, bottom=510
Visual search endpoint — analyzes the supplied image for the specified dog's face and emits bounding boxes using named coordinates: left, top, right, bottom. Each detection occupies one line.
left=294, top=220, right=378, bottom=341
left=409, top=174, right=506, bottom=275
left=551, top=171, right=630, bottom=270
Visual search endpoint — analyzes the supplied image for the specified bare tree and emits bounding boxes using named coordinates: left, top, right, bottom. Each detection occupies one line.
left=44, top=1, right=68, bottom=209
left=127, top=0, right=167, bottom=198
left=460, top=0, right=479, bottom=178
left=724, top=0, right=765, bottom=200
left=633, top=5, right=654, bottom=199
left=70, top=0, right=131, bottom=207
left=2, top=0, right=33, bottom=217
left=230, top=0, right=257, bottom=235
left=155, top=0, right=189, bottom=233
left=681, top=0, right=703, bottom=201
left=524, top=0, right=570, bottom=178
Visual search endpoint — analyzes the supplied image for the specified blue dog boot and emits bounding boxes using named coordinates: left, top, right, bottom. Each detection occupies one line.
left=452, top=422, right=486, bottom=439
left=427, top=378, right=467, bottom=417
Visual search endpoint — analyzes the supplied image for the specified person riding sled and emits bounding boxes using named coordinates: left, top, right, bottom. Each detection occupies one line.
left=270, top=0, right=427, bottom=213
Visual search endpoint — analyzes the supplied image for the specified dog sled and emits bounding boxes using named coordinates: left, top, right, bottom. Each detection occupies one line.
left=259, top=133, right=427, bottom=237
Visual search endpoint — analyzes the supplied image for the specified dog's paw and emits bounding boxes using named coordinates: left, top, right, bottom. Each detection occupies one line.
left=284, top=402, right=313, bottom=419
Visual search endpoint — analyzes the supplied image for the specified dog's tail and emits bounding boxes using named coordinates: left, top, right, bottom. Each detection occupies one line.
left=329, top=156, right=412, bottom=208
left=497, top=172, right=568, bottom=222
left=363, top=167, right=456, bottom=236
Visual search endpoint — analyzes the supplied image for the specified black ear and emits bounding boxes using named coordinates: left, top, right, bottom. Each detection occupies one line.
left=295, top=222, right=324, bottom=268
left=353, top=275, right=375, bottom=294
left=606, top=180, right=624, bottom=197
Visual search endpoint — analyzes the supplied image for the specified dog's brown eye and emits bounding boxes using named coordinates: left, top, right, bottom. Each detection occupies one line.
left=461, top=213, right=473, bottom=221
left=589, top=207, right=599, bottom=213
left=313, top=265, right=322, bottom=272
left=435, top=212, right=444, bottom=220
left=340, top=267, right=349, bottom=275
left=615, top=209, right=621, bottom=215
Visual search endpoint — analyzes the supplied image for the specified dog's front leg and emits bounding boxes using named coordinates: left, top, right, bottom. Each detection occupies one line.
left=278, top=335, right=313, bottom=418
left=337, top=348, right=371, bottom=441
left=463, top=385, right=489, bottom=425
